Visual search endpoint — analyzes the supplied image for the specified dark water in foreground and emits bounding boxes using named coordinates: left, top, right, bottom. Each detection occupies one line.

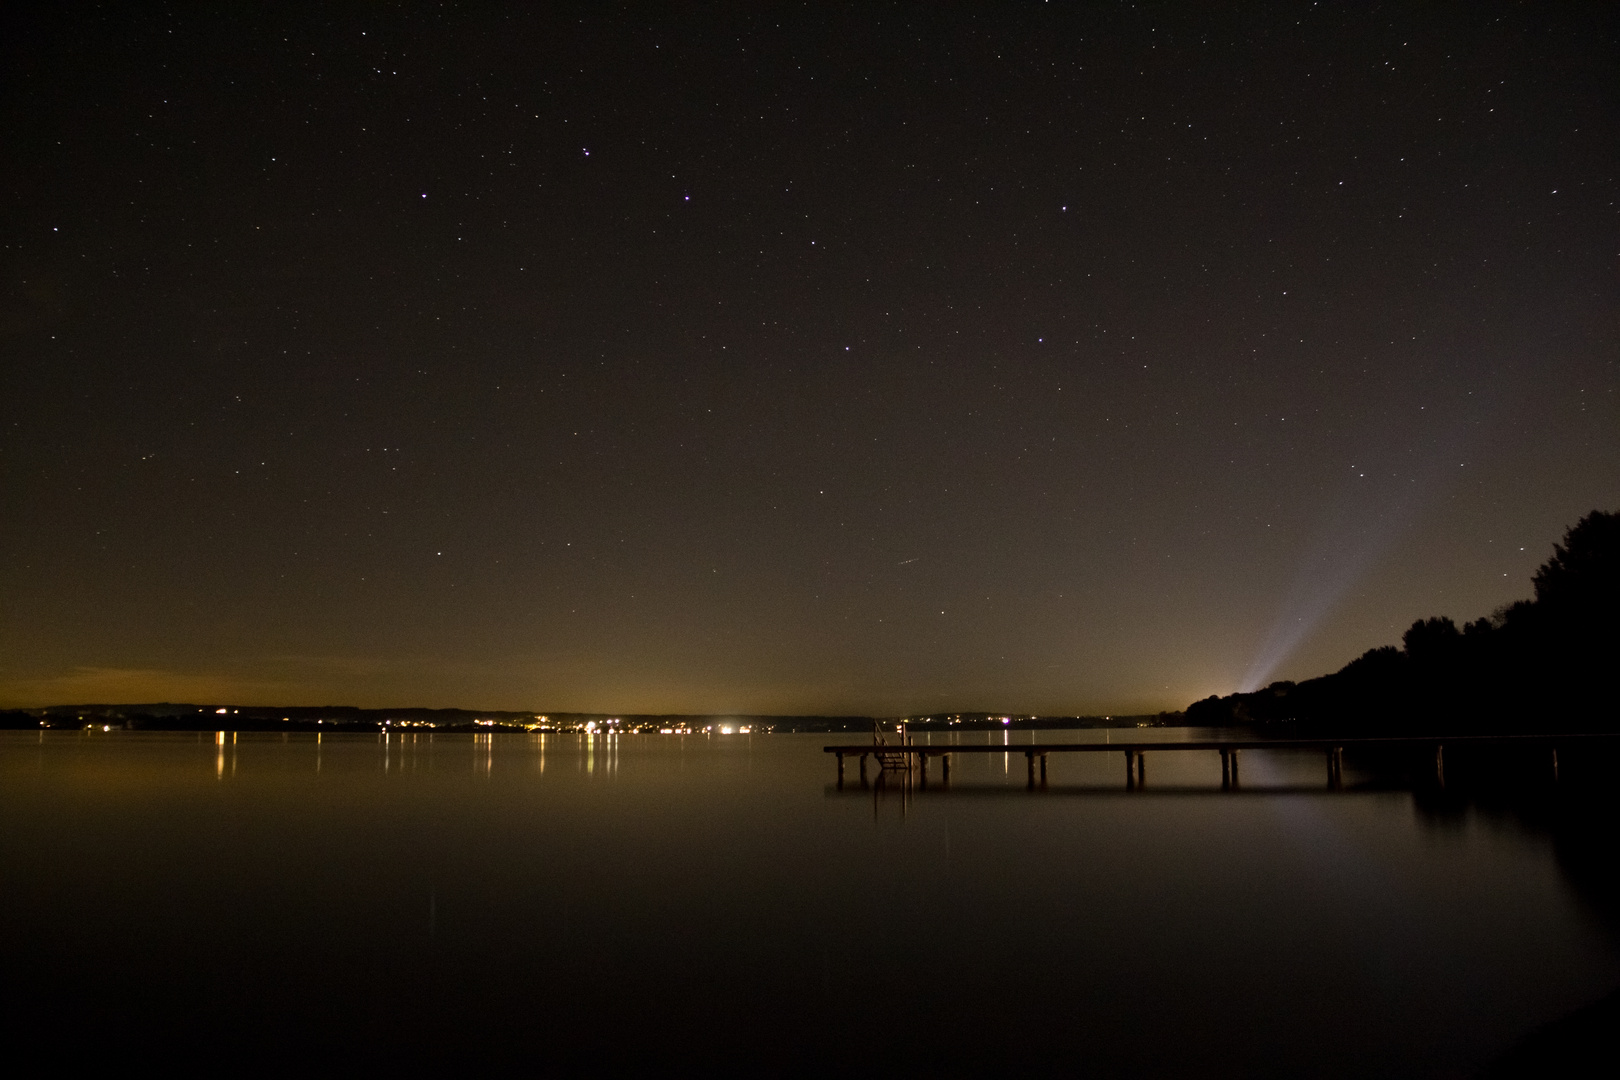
left=2, top=729, right=1617, bottom=1077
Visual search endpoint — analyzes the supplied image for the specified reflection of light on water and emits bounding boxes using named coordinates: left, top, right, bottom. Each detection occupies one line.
left=584, top=732, right=617, bottom=778
left=1242, top=750, right=1411, bottom=923
left=216, top=730, right=224, bottom=779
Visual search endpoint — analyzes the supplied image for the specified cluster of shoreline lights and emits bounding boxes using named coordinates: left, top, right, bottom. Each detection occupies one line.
left=518, top=717, right=755, bottom=736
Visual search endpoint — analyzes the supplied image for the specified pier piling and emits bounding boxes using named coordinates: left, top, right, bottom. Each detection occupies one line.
left=1123, top=750, right=1146, bottom=789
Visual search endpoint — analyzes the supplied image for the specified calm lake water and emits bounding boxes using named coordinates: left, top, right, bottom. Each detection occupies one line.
left=2, top=728, right=1617, bottom=1076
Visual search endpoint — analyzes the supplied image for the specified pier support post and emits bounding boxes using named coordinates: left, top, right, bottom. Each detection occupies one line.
left=1327, top=747, right=1343, bottom=789
left=1039, top=753, right=1048, bottom=787
left=859, top=752, right=869, bottom=788
left=920, top=752, right=929, bottom=789
left=1552, top=747, right=1559, bottom=783
left=942, top=753, right=951, bottom=787
left=1229, top=749, right=1241, bottom=789
left=1137, top=751, right=1146, bottom=787
left=836, top=752, right=845, bottom=790
left=1220, top=749, right=1231, bottom=790
left=1435, top=744, right=1445, bottom=789
left=1125, top=750, right=1140, bottom=790
left=1026, top=752, right=1037, bottom=790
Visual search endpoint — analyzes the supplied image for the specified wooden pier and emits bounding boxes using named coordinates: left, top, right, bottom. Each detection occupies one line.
left=825, top=734, right=1607, bottom=791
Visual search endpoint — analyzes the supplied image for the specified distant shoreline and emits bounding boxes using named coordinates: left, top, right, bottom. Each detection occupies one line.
left=1, top=705, right=1184, bottom=735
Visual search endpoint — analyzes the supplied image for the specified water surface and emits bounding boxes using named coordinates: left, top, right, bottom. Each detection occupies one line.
left=2, top=729, right=1615, bottom=1076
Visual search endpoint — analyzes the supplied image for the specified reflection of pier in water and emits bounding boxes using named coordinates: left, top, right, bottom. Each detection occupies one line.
left=826, top=734, right=1617, bottom=793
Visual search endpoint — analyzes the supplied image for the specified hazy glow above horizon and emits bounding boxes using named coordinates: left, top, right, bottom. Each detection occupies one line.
left=1, top=6, right=1615, bottom=714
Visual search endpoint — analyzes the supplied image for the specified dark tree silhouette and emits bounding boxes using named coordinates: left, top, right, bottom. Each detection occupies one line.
left=1532, top=510, right=1620, bottom=613
left=1402, top=616, right=1461, bottom=665
left=1188, top=510, right=1620, bottom=734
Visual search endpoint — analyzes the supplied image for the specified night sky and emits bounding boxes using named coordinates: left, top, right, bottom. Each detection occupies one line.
left=2, top=3, right=1615, bottom=715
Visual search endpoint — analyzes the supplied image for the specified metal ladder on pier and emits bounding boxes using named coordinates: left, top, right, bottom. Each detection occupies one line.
left=872, top=722, right=914, bottom=772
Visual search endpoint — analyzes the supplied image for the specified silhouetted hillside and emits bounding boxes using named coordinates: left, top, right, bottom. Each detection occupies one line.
left=1188, top=509, right=1620, bottom=734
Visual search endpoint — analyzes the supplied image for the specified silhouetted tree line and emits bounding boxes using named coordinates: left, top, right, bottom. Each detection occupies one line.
left=1188, top=510, right=1620, bottom=734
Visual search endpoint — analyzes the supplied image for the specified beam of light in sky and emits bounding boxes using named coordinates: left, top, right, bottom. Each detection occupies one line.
left=1240, top=420, right=1478, bottom=693
left=1239, top=492, right=1420, bottom=692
